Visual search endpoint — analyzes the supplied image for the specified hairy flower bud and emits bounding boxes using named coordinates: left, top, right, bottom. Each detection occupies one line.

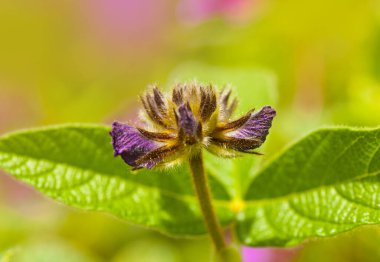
left=110, top=83, right=276, bottom=170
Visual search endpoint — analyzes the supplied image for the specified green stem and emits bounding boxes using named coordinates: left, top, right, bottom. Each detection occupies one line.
left=189, top=151, right=227, bottom=252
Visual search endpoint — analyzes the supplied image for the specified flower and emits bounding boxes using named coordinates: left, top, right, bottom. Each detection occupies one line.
left=110, top=83, right=276, bottom=170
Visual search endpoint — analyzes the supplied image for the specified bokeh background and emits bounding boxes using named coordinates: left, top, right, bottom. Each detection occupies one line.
left=1, top=0, right=380, bottom=261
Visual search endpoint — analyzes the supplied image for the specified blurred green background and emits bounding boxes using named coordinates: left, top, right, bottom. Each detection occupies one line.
left=1, top=0, right=380, bottom=261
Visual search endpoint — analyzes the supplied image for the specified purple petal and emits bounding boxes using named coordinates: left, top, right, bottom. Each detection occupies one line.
left=227, top=106, right=276, bottom=147
left=176, top=103, right=199, bottom=137
left=110, top=122, right=161, bottom=169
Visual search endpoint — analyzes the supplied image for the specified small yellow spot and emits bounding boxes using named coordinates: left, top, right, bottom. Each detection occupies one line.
left=229, top=198, right=246, bottom=213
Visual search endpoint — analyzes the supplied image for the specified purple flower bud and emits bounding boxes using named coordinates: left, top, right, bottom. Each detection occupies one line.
left=111, top=84, right=276, bottom=169
left=227, top=106, right=276, bottom=144
left=176, top=103, right=199, bottom=138
left=110, top=122, right=162, bottom=169
left=209, top=106, right=276, bottom=155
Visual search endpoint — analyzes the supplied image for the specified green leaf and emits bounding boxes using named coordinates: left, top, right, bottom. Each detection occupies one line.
left=8, top=240, right=97, bottom=262
left=237, top=127, right=380, bottom=247
left=0, top=125, right=235, bottom=237
left=0, top=248, right=19, bottom=262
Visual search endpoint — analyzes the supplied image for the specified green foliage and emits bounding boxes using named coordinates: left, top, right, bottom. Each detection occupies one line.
left=112, top=238, right=181, bottom=262
left=0, top=125, right=379, bottom=247
left=293, top=227, right=380, bottom=262
left=6, top=241, right=96, bottom=262
left=237, top=127, right=380, bottom=246
left=0, top=125, right=234, bottom=237
left=0, top=248, right=18, bottom=262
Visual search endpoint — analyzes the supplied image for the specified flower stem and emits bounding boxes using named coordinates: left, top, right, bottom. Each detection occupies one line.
left=189, top=151, right=227, bottom=252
